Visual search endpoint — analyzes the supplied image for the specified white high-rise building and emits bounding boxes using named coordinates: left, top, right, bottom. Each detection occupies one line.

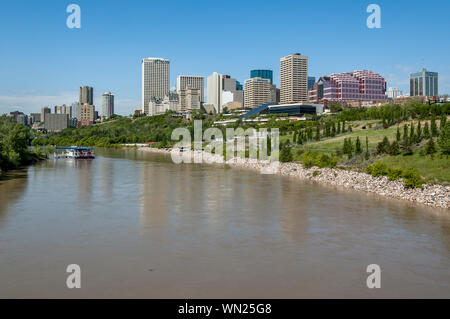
left=280, top=53, right=308, bottom=104
left=177, top=76, right=204, bottom=102
left=244, top=77, right=272, bottom=109
left=101, top=92, right=115, bottom=118
left=207, top=72, right=223, bottom=113
left=387, top=87, right=403, bottom=99
left=142, top=57, right=170, bottom=114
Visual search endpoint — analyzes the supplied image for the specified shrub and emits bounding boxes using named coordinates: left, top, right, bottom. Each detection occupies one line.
left=302, top=151, right=338, bottom=169
left=387, top=168, right=403, bottom=181
left=366, top=162, right=389, bottom=177
left=402, top=168, right=424, bottom=189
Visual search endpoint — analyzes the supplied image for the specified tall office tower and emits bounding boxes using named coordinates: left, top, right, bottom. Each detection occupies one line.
left=387, top=87, right=403, bottom=99
left=280, top=53, right=308, bottom=104
left=71, top=102, right=79, bottom=119
left=55, top=104, right=72, bottom=119
left=250, top=70, right=273, bottom=84
left=222, top=75, right=244, bottom=109
left=40, top=107, right=51, bottom=123
left=244, top=77, right=273, bottom=109
left=77, top=103, right=95, bottom=127
left=185, top=88, right=201, bottom=111
left=308, top=77, right=316, bottom=91
left=142, top=57, right=170, bottom=113
left=79, top=86, right=94, bottom=105
left=410, top=68, right=439, bottom=97
left=101, top=92, right=115, bottom=118
left=178, top=87, right=201, bottom=112
left=177, top=76, right=204, bottom=102
left=207, top=72, right=223, bottom=113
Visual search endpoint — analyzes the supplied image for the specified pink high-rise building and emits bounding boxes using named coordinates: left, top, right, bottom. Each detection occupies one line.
left=309, top=70, right=387, bottom=103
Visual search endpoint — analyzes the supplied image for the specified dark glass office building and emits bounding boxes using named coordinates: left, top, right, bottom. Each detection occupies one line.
left=250, top=70, right=273, bottom=84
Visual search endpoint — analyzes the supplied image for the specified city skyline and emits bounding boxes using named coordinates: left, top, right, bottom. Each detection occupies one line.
left=0, top=0, right=449, bottom=115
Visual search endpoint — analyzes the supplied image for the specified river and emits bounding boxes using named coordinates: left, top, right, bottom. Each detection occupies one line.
left=0, top=148, right=449, bottom=298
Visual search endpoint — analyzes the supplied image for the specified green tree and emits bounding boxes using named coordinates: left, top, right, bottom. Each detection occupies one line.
left=396, top=126, right=401, bottom=142
left=431, top=116, right=438, bottom=137
left=355, top=136, right=362, bottom=154
left=410, top=123, right=415, bottom=143
left=389, top=140, right=400, bottom=155
left=440, top=114, right=447, bottom=129
left=416, top=121, right=422, bottom=142
left=438, top=122, right=450, bottom=154
left=365, top=136, right=370, bottom=160
left=279, top=141, right=293, bottom=162
left=425, top=137, right=436, bottom=157
left=424, top=122, right=430, bottom=139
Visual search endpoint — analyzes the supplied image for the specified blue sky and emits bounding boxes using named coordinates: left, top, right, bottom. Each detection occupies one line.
left=0, top=0, right=449, bottom=115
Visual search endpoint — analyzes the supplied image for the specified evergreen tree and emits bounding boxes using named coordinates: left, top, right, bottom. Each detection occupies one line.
left=431, top=116, right=438, bottom=137
left=396, top=126, right=401, bottom=142
left=337, top=121, right=341, bottom=134
left=403, top=124, right=408, bottom=139
left=389, top=140, right=400, bottom=155
left=440, top=114, right=447, bottom=129
left=331, top=122, right=336, bottom=137
left=355, top=136, right=362, bottom=154
left=410, top=123, right=415, bottom=144
left=280, top=141, right=293, bottom=162
left=425, top=137, right=436, bottom=157
left=416, top=121, right=422, bottom=142
left=315, top=125, right=320, bottom=141
left=438, top=123, right=450, bottom=155
left=365, top=136, right=370, bottom=160
left=423, top=122, right=430, bottom=139
left=424, top=122, right=430, bottom=139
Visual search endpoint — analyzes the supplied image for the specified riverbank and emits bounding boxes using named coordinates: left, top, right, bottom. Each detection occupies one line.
left=138, top=147, right=449, bottom=209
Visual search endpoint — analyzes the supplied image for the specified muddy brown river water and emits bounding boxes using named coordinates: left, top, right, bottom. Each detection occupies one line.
left=0, top=148, right=449, bottom=298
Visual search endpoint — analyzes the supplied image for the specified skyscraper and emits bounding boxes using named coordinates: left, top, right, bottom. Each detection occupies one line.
left=55, top=105, right=72, bottom=119
left=141, top=57, right=170, bottom=113
left=308, top=77, right=316, bottom=91
left=177, top=76, right=204, bottom=102
left=207, top=72, right=223, bottom=113
left=40, top=107, right=51, bottom=123
left=250, top=70, right=273, bottom=84
left=280, top=53, right=308, bottom=104
left=101, top=92, right=115, bottom=118
left=410, top=68, right=439, bottom=97
left=77, top=103, right=95, bottom=127
left=244, top=77, right=273, bottom=109
left=222, top=75, right=244, bottom=108
left=79, top=86, right=94, bottom=105
left=387, top=87, right=403, bottom=99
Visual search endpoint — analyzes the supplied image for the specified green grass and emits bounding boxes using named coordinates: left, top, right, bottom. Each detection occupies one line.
left=283, top=120, right=413, bottom=160
left=379, top=152, right=450, bottom=184
left=281, top=120, right=450, bottom=185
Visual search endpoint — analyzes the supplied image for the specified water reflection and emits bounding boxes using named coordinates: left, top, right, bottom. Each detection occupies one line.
left=0, top=171, right=28, bottom=227
left=0, top=149, right=449, bottom=298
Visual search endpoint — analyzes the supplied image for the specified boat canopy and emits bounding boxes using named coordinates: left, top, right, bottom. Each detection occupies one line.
left=55, top=147, right=94, bottom=150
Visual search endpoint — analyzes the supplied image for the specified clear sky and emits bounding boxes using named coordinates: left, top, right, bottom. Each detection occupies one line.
left=0, top=0, right=449, bottom=115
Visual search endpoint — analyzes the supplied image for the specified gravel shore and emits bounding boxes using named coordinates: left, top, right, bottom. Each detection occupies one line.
left=138, top=147, right=450, bottom=209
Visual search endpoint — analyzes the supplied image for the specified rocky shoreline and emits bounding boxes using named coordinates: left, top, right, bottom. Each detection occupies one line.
left=138, top=147, right=450, bottom=209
